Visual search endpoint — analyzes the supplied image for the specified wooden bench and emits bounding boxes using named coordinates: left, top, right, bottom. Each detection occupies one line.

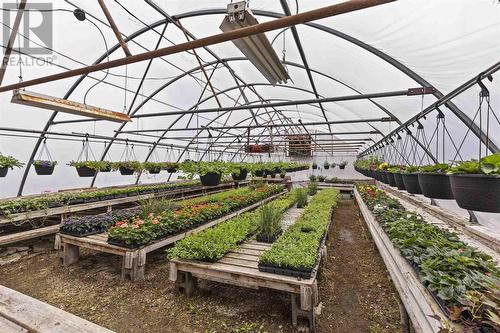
left=169, top=207, right=328, bottom=330
left=354, top=188, right=453, bottom=333
left=0, top=285, right=113, bottom=333
left=55, top=191, right=285, bottom=282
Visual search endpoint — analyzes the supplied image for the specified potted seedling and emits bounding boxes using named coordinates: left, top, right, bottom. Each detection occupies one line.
left=448, top=153, right=500, bottom=212
left=256, top=203, right=282, bottom=243
left=279, top=171, right=286, bottom=179
left=339, top=160, right=348, bottom=170
left=33, top=160, right=57, bottom=175
left=323, top=161, right=330, bottom=170
left=69, top=161, right=102, bottom=177
left=0, top=154, right=23, bottom=177
left=113, top=161, right=143, bottom=175
left=417, top=163, right=454, bottom=199
left=143, top=162, right=163, bottom=174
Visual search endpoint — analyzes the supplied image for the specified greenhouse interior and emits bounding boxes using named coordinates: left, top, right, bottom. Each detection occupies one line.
left=0, top=0, right=499, bottom=332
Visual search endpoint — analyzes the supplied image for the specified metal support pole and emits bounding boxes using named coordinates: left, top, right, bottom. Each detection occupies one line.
left=0, top=0, right=27, bottom=85
left=97, top=0, right=132, bottom=57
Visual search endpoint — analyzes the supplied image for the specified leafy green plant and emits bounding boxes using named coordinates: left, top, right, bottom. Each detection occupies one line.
left=179, top=160, right=229, bottom=176
left=419, top=163, right=450, bottom=173
left=309, top=174, right=317, bottom=182
left=142, top=162, right=163, bottom=173
left=449, top=153, right=500, bottom=176
left=112, top=161, right=143, bottom=172
left=139, top=198, right=176, bottom=219
left=308, top=181, right=318, bottom=196
left=69, top=160, right=105, bottom=171
left=0, top=154, right=24, bottom=169
left=317, top=175, right=326, bottom=182
left=33, top=160, right=57, bottom=167
left=323, top=161, right=330, bottom=168
left=339, top=160, right=348, bottom=167
left=296, top=188, right=308, bottom=208
left=259, top=189, right=339, bottom=271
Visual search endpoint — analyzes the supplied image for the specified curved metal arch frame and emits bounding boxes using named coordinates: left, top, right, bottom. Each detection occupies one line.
left=17, top=6, right=458, bottom=194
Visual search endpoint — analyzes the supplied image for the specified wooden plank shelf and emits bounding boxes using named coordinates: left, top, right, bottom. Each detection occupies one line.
left=0, top=285, right=114, bottom=333
left=354, top=188, right=452, bottom=333
left=56, top=191, right=286, bottom=282
left=169, top=206, right=328, bottom=331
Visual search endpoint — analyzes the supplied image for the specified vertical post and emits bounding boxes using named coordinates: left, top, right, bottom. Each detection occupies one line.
left=0, top=0, right=27, bottom=85
left=97, top=0, right=132, bottom=57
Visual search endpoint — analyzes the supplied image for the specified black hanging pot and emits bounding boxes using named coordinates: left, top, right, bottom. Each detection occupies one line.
left=34, top=164, right=55, bottom=176
left=393, top=173, right=406, bottom=190
left=166, top=167, right=177, bottom=173
left=379, top=171, right=389, bottom=184
left=324, top=165, right=330, bottom=170
left=254, top=170, right=264, bottom=177
left=386, top=172, right=397, bottom=187
left=418, top=173, right=454, bottom=199
left=339, top=165, right=346, bottom=170
left=76, top=166, right=97, bottom=177
left=200, top=172, right=222, bottom=186
left=402, top=173, right=422, bottom=194
left=450, top=174, right=500, bottom=213
left=231, top=169, right=248, bottom=181
left=147, top=169, right=161, bottom=174
left=0, top=166, right=8, bottom=177
left=312, top=164, right=318, bottom=170
left=119, top=167, right=135, bottom=175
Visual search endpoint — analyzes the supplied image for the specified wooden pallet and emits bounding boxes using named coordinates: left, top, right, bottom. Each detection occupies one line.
left=0, top=285, right=113, bottom=333
left=354, top=188, right=452, bottom=333
left=169, top=207, right=326, bottom=331
left=55, top=191, right=285, bottom=282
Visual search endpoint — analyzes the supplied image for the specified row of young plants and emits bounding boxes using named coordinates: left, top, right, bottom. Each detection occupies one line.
left=0, top=180, right=199, bottom=217
left=167, top=189, right=299, bottom=262
left=106, top=185, right=284, bottom=248
left=257, top=189, right=339, bottom=278
left=357, top=184, right=499, bottom=331
left=60, top=208, right=140, bottom=236
left=354, top=154, right=500, bottom=213
left=311, top=160, right=348, bottom=170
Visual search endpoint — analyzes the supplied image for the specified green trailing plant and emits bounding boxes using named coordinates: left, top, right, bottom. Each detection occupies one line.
left=167, top=190, right=298, bottom=262
left=317, top=175, right=326, bottom=182
left=69, top=160, right=106, bottom=171
left=323, top=161, right=330, bottom=168
left=142, top=162, right=163, bottom=173
left=296, top=188, right=308, bottom=208
left=308, top=181, right=318, bottom=196
left=401, top=165, right=419, bottom=173
left=448, top=153, right=500, bottom=175
left=357, top=184, right=500, bottom=330
left=419, top=163, right=450, bottom=173
left=309, top=174, right=317, bottom=182
left=259, top=189, right=339, bottom=271
left=179, top=160, right=229, bottom=176
left=0, top=154, right=24, bottom=169
left=33, top=160, right=57, bottom=167
left=112, top=161, right=143, bottom=172
left=339, top=160, right=348, bottom=167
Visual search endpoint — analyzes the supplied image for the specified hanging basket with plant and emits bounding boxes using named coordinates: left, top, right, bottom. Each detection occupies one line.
left=418, top=164, right=454, bottom=199
left=0, top=154, right=24, bottom=178
left=143, top=162, right=163, bottom=174
left=113, top=161, right=143, bottom=175
left=179, top=160, right=228, bottom=186
left=33, top=137, right=57, bottom=175
left=228, top=162, right=249, bottom=181
left=448, top=153, right=500, bottom=213
left=401, top=166, right=422, bottom=194
left=339, top=160, right=348, bottom=170
left=323, top=161, right=330, bottom=169
left=69, top=161, right=102, bottom=177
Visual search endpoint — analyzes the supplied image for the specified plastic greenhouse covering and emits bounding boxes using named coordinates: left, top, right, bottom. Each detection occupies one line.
left=0, top=0, right=499, bottom=230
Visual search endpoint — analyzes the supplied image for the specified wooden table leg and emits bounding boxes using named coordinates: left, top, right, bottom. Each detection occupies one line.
left=176, top=271, right=198, bottom=296
left=291, top=285, right=317, bottom=331
left=121, top=255, right=145, bottom=282
left=63, top=243, right=79, bottom=266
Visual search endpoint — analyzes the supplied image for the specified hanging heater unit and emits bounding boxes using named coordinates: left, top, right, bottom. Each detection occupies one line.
left=11, top=90, right=131, bottom=123
left=220, top=1, right=290, bottom=85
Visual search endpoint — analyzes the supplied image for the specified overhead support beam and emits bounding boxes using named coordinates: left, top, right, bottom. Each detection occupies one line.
left=159, top=131, right=379, bottom=141
left=280, top=0, right=331, bottom=132
left=97, top=0, right=132, bottom=57
left=131, top=88, right=430, bottom=119
left=0, top=0, right=27, bottom=85
left=0, top=0, right=395, bottom=93
left=360, top=61, right=500, bottom=156
left=118, top=117, right=395, bottom=133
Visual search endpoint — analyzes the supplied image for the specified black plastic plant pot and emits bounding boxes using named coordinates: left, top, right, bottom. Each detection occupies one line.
left=254, top=170, right=264, bottom=177
left=147, top=169, right=161, bottom=174
left=268, top=173, right=276, bottom=178
left=418, top=173, right=454, bottom=199
left=256, top=233, right=280, bottom=243
left=280, top=174, right=285, bottom=179
left=402, top=173, right=422, bottom=194
left=312, top=165, right=318, bottom=170
left=34, top=164, right=55, bottom=176
left=231, top=169, right=248, bottom=181
left=450, top=174, right=500, bottom=213
left=200, top=172, right=222, bottom=186
left=76, top=166, right=97, bottom=177
left=166, top=167, right=177, bottom=173
left=324, top=165, right=330, bottom=170
left=386, top=172, right=397, bottom=187
left=107, top=238, right=141, bottom=249
left=119, top=167, right=135, bottom=175
left=379, top=171, right=388, bottom=184
left=339, top=165, right=346, bottom=170
left=0, top=166, right=9, bottom=177
left=393, top=173, right=406, bottom=190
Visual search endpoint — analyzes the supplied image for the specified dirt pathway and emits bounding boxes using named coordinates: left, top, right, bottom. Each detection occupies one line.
left=0, top=199, right=401, bottom=333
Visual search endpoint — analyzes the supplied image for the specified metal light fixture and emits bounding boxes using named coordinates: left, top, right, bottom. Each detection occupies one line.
left=11, top=90, right=131, bottom=123
left=220, top=1, right=290, bottom=85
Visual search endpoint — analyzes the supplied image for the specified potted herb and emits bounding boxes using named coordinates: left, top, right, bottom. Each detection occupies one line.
left=179, top=161, right=227, bottom=186
left=228, top=162, right=249, bottom=181
left=0, top=154, right=23, bottom=177
left=163, top=162, right=177, bottom=173
left=113, top=161, right=143, bottom=175
left=448, top=153, right=500, bottom=212
left=33, top=160, right=57, bottom=175
left=400, top=166, right=421, bottom=194
left=143, top=162, right=163, bottom=174
left=312, top=162, right=318, bottom=170
left=256, top=203, right=282, bottom=243
left=417, top=163, right=454, bottom=199
left=323, top=161, right=330, bottom=170
left=69, top=161, right=102, bottom=177
left=339, top=160, right=348, bottom=170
